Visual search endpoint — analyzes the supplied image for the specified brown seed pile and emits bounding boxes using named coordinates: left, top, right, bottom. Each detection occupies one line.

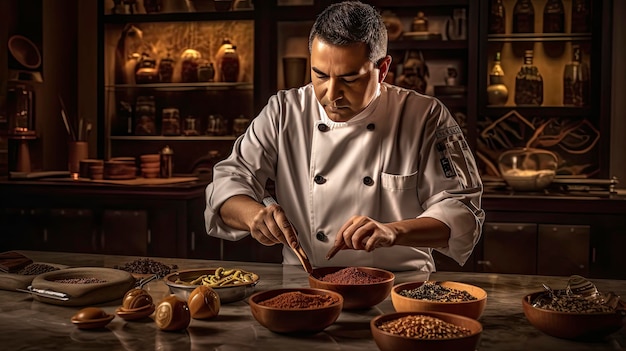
left=258, top=291, right=340, bottom=309
left=377, top=315, right=472, bottom=339
left=114, top=258, right=178, bottom=278
left=320, top=267, right=386, bottom=284
left=53, top=278, right=107, bottom=284
left=16, top=263, right=60, bottom=275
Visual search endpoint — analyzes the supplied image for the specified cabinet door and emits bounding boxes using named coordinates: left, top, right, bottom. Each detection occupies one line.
left=0, top=208, right=47, bottom=251
left=481, top=222, right=537, bottom=274
left=101, top=210, right=148, bottom=256
left=538, top=224, right=589, bottom=277
left=46, top=209, right=96, bottom=253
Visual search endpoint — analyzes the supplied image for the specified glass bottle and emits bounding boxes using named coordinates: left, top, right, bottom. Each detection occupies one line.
left=512, top=0, right=535, bottom=34
left=571, top=0, right=591, bottom=33
left=489, top=0, right=506, bottom=35
left=543, top=0, right=565, bottom=33
left=487, top=52, right=509, bottom=105
left=515, top=50, right=543, bottom=106
left=563, top=45, right=590, bottom=106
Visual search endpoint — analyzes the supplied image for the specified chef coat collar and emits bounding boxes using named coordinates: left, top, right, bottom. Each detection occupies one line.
left=316, top=83, right=381, bottom=128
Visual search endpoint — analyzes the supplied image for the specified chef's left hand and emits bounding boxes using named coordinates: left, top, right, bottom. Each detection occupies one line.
left=333, top=215, right=397, bottom=252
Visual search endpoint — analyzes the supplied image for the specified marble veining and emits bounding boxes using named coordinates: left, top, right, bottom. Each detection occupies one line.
left=0, top=251, right=624, bottom=351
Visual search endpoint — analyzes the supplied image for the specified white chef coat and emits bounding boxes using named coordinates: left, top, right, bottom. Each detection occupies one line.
left=205, top=83, right=484, bottom=272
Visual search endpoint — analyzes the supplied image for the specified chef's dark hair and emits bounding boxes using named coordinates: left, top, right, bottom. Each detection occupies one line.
left=309, top=1, right=388, bottom=65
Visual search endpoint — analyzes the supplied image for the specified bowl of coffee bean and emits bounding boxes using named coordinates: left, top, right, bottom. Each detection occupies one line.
left=391, top=281, right=487, bottom=319
left=370, top=311, right=482, bottom=351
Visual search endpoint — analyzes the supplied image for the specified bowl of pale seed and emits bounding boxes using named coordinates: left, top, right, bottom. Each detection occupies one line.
left=391, top=281, right=487, bottom=319
left=370, top=311, right=482, bottom=351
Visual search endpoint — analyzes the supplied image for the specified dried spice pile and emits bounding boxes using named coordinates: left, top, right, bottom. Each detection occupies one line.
left=320, top=267, right=386, bottom=284
left=114, top=258, right=178, bottom=278
left=377, top=315, right=472, bottom=339
left=258, top=291, right=339, bottom=309
left=16, top=263, right=60, bottom=275
left=53, top=278, right=107, bottom=284
left=399, top=282, right=477, bottom=302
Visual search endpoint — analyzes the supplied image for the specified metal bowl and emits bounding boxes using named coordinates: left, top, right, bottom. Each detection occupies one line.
left=164, top=268, right=259, bottom=304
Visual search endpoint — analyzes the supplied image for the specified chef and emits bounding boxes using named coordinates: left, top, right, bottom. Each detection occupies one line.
left=205, top=1, right=484, bottom=273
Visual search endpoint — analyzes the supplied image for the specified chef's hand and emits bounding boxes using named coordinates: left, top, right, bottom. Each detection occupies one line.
left=249, top=203, right=298, bottom=248
left=332, top=215, right=397, bottom=253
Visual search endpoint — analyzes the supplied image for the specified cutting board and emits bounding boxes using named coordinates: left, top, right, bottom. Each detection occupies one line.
left=30, top=267, right=135, bottom=306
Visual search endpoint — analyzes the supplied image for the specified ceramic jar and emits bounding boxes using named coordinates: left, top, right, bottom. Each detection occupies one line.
left=487, top=75, right=509, bottom=106
left=215, top=39, right=240, bottom=82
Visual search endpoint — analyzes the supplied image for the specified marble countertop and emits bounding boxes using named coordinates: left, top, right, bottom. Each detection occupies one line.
left=1, top=251, right=625, bottom=351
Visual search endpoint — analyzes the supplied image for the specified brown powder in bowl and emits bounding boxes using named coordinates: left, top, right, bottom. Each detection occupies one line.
left=258, top=291, right=339, bottom=309
left=320, top=267, right=386, bottom=284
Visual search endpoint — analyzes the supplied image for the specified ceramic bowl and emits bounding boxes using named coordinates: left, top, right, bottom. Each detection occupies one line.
left=164, top=268, right=259, bottom=304
left=498, top=148, right=558, bottom=192
left=370, top=311, right=482, bottom=351
left=8, top=35, right=41, bottom=69
left=522, top=291, right=626, bottom=340
left=248, top=288, right=343, bottom=334
left=391, top=281, right=487, bottom=319
left=308, top=266, right=394, bottom=309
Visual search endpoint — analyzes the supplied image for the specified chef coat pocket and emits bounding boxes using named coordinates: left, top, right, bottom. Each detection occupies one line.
left=380, top=171, right=418, bottom=191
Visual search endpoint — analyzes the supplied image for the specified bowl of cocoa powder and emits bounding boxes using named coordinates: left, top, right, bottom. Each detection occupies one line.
left=308, top=266, right=395, bottom=309
left=248, top=288, right=343, bottom=334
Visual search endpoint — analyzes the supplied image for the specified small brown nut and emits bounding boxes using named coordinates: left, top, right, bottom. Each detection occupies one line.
left=155, top=295, right=190, bottom=331
left=188, top=285, right=220, bottom=319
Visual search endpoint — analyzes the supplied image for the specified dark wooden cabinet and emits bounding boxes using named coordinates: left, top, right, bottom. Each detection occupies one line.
left=482, top=222, right=538, bottom=274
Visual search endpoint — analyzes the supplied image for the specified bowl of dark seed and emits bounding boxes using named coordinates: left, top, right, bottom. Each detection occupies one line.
left=308, top=266, right=394, bottom=309
left=522, top=291, right=626, bottom=340
left=370, top=311, right=482, bottom=351
left=391, top=281, right=487, bottom=319
left=248, top=288, right=343, bottom=334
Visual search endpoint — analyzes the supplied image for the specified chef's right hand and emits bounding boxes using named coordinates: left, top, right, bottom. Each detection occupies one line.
left=249, top=203, right=298, bottom=248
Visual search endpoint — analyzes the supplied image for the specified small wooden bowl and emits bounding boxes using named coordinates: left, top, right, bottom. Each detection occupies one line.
left=248, top=288, right=343, bottom=334
left=391, top=281, right=487, bottom=319
left=371, top=311, right=482, bottom=351
left=522, top=291, right=626, bottom=340
left=308, top=266, right=394, bottom=309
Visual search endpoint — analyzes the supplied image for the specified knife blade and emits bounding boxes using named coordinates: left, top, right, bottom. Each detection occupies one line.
left=17, top=286, right=71, bottom=301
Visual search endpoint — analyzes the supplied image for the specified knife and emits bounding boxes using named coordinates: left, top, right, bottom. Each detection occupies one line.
left=17, top=286, right=71, bottom=301
left=262, top=197, right=313, bottom=273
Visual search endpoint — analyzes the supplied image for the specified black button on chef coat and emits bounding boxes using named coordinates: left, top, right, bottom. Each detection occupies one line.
left=314, top=175, right=326, bottom=184
left=363, top=176, right=374, bottom=186
left=316, top=231, right=327, bottom=241
left=318, top=124, right=329, bottom=132
left=366, top=123, right=375, bottom=131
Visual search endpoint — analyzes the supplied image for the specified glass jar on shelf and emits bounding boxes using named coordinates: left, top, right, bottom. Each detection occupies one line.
left=543, top=0, right=565, bottom=33
left=489, top=0, right=506, bottom=35
left=563, top=45, right=590, bottom=106
left=571, top=0, right=591, bottom=33
left=514, top=50, right=543, bottom=106
left=512, top=0, right=535, bottom=34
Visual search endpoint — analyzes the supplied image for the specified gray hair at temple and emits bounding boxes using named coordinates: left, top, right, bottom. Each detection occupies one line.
left=309, top=1, right=388, bottom=65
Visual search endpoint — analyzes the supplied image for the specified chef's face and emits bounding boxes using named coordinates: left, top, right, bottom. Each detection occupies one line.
left=310, top=37, right=389, bottom=122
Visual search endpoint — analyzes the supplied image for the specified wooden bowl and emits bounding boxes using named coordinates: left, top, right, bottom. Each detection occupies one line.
left=522, top=291, right=626, bottom=340
left=308, top=266, right=394, bottom=309
left=248, top=288, right=343, bottom=334
left=371, top=311, right=482, bottom=351
left=391, top=281, right=487, bottom=319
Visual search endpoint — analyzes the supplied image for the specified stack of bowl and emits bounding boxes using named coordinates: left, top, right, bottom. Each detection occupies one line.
left=140, top=154, right=160, bottom=178
left=105, top=157, right=137, bottom=180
